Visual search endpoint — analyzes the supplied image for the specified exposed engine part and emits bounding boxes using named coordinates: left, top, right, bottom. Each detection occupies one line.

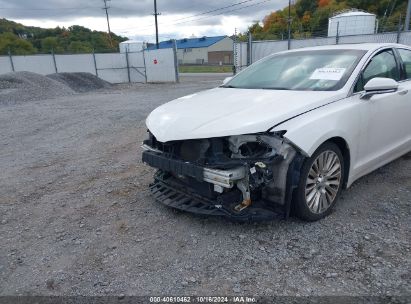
left=203, top=166, right=245, bottom=188
left=228, top=134, right=280, bottom=159
left=234, top=198, right=252, bottom=212
left=248, top=163, right=274, bottom=190
left=228, top=133, right=298, bottom=206
left=213, top=184, right=224, bottom=193
left=143, top=131, right=300, bottom=215
left=235, top=178, right=252, bottom=211
left=255, top=162, right=266, bottom=168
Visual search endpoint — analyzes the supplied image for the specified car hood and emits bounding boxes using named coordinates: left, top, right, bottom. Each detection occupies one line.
left=146, top=87, right=344, bottom=142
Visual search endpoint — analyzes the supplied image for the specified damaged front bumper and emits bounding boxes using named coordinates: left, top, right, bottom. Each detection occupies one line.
left=142, top=145, right=246, bottom=188
left=142, top=133, right=304, bottom=221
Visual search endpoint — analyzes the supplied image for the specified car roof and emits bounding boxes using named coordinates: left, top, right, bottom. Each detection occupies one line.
left=285, top=43, right=410, bottom=53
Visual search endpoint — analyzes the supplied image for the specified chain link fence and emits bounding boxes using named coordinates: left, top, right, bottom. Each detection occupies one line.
left=0, top=46, right=179, bottom=83
left=234, top=19, right=411, bottom=71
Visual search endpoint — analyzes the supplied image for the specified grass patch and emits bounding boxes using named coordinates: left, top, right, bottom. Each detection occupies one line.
left=179, top=65, right=233, bottom=73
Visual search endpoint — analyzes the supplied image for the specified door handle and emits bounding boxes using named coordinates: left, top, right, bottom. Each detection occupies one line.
left=398, top=89, right=408, bottom=96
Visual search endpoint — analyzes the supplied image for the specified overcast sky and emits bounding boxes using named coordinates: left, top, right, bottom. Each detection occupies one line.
left=0, top=0, right=288, bottom=41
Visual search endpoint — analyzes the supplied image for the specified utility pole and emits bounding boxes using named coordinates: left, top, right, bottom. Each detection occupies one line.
left=153, top=0, right=160, bottom=49
left=102, top=0, right=113, bottom=47
left=103, top=0, right=112, bottom=34
left=405, top=0, right=411, bottom=31
left=287, top=0, right=292, bottom=50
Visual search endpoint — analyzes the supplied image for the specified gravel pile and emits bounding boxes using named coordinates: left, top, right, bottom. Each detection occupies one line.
left=0, top=71, right=75, bottom=104
left=47, top=72, right=112, bottom=93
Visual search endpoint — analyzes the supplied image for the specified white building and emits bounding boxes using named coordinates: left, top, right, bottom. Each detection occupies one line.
left=119, top=40, right=146, bottom=53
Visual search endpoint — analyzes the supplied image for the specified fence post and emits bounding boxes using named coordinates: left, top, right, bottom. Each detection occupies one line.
left=125, top=49, right=131, bottom=83
left=247, top=32, right=253, bottom=66
left=142, top=48, right=148, bottom=83
left=51, top=48, right=58, bottom=73
left=336, top=22, right=340, bottom=45
left=406, top=0, right=411, bottom=32
left=287, top=0, right=291, bottom=50
left=233, top=28, right=237, bottom=75
left=172, top=39, right=179, bottom=83
left=92, top=50, right=98, bottom=77
left=8, top=48, right=15, bottom=72
left=397, top=14, right=403, bottom=43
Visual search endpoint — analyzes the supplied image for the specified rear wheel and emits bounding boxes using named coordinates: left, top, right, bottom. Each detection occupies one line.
left=294, top=142, right=344, bottom=221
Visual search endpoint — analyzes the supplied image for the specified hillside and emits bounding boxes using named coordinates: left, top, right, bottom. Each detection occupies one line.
left=0, top=18, right=127, bottom=55
left=245, top=0, right=409, bottom=40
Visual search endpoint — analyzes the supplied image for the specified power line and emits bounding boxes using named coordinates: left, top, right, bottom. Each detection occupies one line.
left=0, top=7, right=97, bottom=10
left=114, top=0, right=271, bottom=34
left=171, top=0, right=258, bottom=22
left=114, top=0, right=259, bottom=32
left=169, top=0, right=273, bottom=27
left=113, top=0, right=260, bottom=32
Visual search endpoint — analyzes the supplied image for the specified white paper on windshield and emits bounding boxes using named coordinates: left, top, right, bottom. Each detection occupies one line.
left=309, top=68, right=346, bottom=81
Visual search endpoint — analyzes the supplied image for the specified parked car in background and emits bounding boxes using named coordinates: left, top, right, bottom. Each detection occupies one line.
left=142, top=43, right=411, bottom=221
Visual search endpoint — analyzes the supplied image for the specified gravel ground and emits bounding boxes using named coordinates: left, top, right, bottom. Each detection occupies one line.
left=0, top=74, right=410, bottom=297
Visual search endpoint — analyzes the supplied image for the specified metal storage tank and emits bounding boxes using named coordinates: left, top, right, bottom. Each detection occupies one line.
left=119, top=40, right=145, bottom=53
left=328, top=10, right=377, bottom=37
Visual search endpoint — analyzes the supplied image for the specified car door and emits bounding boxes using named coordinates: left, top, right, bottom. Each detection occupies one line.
left=396, top=47, right=411, bottom=142
left=351, top=48, right=409, bottom=176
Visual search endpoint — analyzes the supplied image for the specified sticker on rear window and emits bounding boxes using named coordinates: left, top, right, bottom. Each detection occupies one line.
left=309, top=68, right=346, bottom=81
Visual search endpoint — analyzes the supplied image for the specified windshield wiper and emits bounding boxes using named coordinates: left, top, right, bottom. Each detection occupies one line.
left=220, top=85, right=238, bottom=88
left=261, top=87, right=291, bottom=90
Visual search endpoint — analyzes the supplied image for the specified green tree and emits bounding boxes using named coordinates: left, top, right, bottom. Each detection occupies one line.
left=295, top=0, right=318, bottom=18
left=67, top=41, right=93, bottom=53
left=0, top=32, right=36, bottom=55
left=41, top=37, right=64, bottom=53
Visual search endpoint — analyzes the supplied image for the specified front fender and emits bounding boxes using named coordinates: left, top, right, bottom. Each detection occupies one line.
left=271, top=97, right=362, bottom=160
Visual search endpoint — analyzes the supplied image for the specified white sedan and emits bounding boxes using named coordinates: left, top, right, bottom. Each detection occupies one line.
left=142, top=43, right=411, bottom=221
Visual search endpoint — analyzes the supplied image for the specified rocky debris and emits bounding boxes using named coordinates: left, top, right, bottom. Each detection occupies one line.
left=47, top=72, right=112, bottom=93
left=0, top=71, right=113, bottom=105
left=46, top=279, right=55, bottom=290
left=0, top=71, right=74, bottom=104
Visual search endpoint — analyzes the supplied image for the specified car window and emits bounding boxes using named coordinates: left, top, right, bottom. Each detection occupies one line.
left=398, top=48, right=411, bottom=80
left=354, top=49, right=400, bottom=92
left=224, top=49, right=366, bottom=91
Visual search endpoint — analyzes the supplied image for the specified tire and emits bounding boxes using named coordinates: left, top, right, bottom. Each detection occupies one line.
left=294, top=142, right=345, bottom=221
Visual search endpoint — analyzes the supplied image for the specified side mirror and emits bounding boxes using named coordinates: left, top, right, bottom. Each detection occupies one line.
left=361, top=77, right=399, bottom=100
left=222, top=76, right=233, bottom=85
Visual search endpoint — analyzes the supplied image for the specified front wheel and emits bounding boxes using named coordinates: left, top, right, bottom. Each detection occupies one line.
left=294, top=142, right=344, bottom=221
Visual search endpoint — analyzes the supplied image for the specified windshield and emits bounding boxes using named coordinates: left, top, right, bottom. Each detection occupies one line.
left=224, top=49, right=366, bottom=91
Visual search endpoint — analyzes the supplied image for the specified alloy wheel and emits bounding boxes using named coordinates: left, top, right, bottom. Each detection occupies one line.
left=305, top=150, right=342, bottom=214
